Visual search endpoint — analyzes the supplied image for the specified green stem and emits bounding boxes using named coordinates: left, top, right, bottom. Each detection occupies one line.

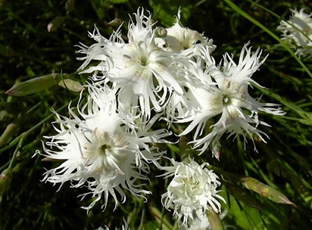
left=0, top=103, right=68, bottom=154
left=8, top=135, right=25, bottom=169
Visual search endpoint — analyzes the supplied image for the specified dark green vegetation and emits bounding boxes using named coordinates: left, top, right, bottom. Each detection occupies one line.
left=1, top=0, right=312, bottom=229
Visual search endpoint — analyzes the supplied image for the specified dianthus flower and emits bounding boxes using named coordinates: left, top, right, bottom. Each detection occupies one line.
left=42, top=84, right=170, bottom=211
left=179, top=44, right=285, bottom=156
left=155, top=9, right=216, bottom=57
left=277, top=8, right=312, bottom=58
left=161, top=159, right=225, bottom=226
left=77, top=8, right=184, bottom=119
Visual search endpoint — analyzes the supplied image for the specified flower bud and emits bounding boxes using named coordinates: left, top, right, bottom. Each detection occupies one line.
left=0, top=123, right=17, bottom=148
left=65, top=0, right=75, bottom=13
left=155, top=27, right=167, bottom=38
left=6, top=73, right=65, bottom=96
left=107, top=18, right=123, bottom=27
left=241, top=177, right=294, bottom=206
left=0, top=168, right=12, bottom=196
left=58, top=79, right=84, bottom=92
left=47, top=16, right=65, bottom=32
left=207, top=210, right=224, bottom=230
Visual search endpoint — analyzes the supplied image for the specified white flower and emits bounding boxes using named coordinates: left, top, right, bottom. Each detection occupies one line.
left=161, top=159, right=225, bottom=226
left=179, top=44, right=285, bottom=156
left=105, top=39, right=183, bottom=119
left=42, top=84, right=170, bottom=212
left=155, top=9, right=216, bottom=57
left=277, top=8, right=312, bottom=58
left=77, top=8, right=184, bottom=119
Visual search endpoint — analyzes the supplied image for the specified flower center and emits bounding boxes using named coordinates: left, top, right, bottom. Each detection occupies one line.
left=189, top=180, right=200, bottom=191
left=222, top=95, right=231, bottom=105
left=83, top=129, right=130, bottom=173
left=99, top=143, right=111, bottom=155
left=139, top=55, right=148, bottom=66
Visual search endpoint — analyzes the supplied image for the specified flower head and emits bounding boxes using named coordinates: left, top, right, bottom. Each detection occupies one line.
left=161, top=159, right=225, bottom=226
left=77, top=8, right=184, bottom=119
left=155, top=9, right=216, bottom=57
left=277, top=8, right=312, bottom=58
left=42, top=84, right=169, bottom=212
left=179, top=44, right=285, bottom=156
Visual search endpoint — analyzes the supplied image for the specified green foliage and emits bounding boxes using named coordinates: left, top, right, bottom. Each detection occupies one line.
left=0, top=0, right=312, bottom=229
left=149, top=0, right=192, bottom=26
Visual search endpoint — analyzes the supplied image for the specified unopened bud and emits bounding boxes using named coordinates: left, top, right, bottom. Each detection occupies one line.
left=0, top=110, right=10, bottom=121
left=65, top=0, right=75, bottom=13
left=207, top=210, right=224, bottom=230
left=6, top=73, right=66, bottom=96
left=0, top=168, right=12, bottom=196
left=47, top=16, right=65, bottom=32
left=155, top=27, right=167, bottom=38
left=58, top=79, right=84, bottom=92
left=107, top=18, right=123, bottom=27
left=241, top=177, right=294, bottom=206
left=0, top=123, right=17, bottom=148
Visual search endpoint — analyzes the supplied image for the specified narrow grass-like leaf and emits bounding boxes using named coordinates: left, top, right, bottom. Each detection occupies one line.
left=255, top=84, right=312, bottom=121
left=224, top=0, right=312, bottom=78
left=0, top=44, right=18, bottom=57
left=0, top=102, right=68, bottom=154
left=226, top=184, right=264, bottom=210
left=148, top=206, right=172, bottom=230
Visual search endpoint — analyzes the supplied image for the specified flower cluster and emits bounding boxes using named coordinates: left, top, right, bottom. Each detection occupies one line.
left=42, top=7, right=284, bottom=227
left=277, top=8, right=312, bottom=58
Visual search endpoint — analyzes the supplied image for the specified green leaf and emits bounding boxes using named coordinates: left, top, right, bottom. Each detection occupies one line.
left=108, top=0, right=127, bottom=3
left=148, top=206, right=172, bottom=230
left=227, top=195, right=266, bottom=229
left=226, top=184, right=265, bottom=210
left=143, top=221, right=164, bottom=230
left=224, top=0, right=312, bottom=78
left=149, top=0, right=192, bottom=27
left=0, top=44, right=18, bottom=57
